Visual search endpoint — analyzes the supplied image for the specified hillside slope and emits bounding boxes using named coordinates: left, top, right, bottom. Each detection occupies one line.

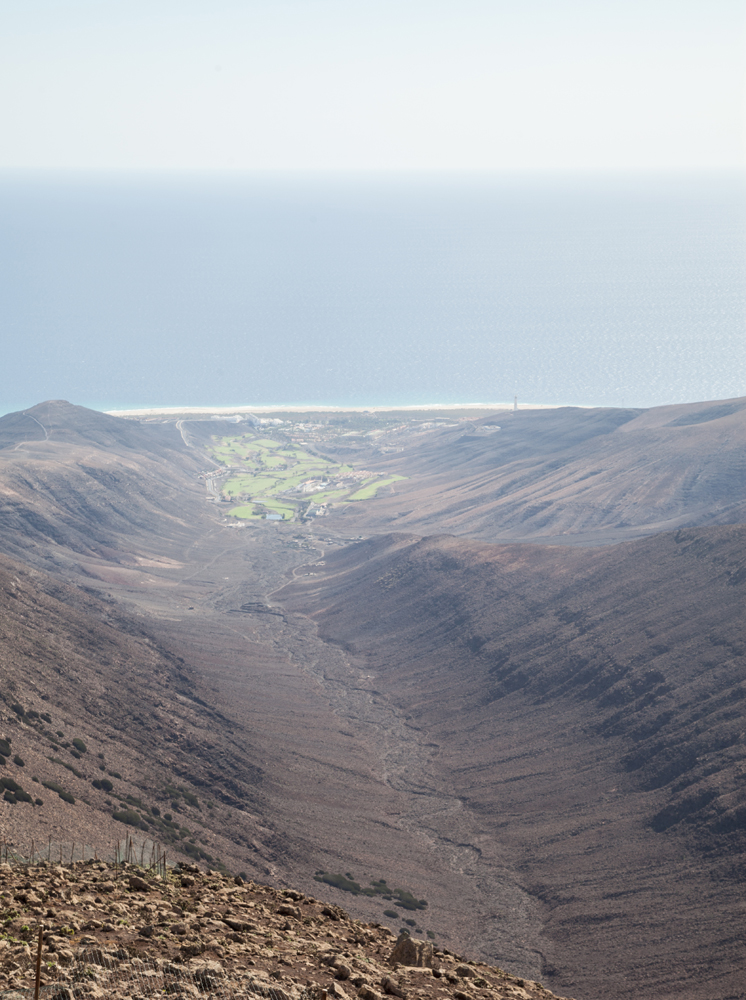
left=0, top=550, right=284, bottom=878
left=1, top=861, right=568, bottom=1000
left=0, top=400, right=210, bottom=578
left=276, top=525, right=746, bottom=999
left=319, top=397, right=746, bottom=544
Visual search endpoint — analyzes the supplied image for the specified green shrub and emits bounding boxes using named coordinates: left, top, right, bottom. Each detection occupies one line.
left=14, top=788, right=32, bottom=803
left=42, top=780, right=75, bottom=804
left=47, top=756, right=84, bottom=779
left=12, top=755, right=24, bottom=767
left=313, top=871, right=427, bottom=908
left=426, top=931, right=435, bottom=939
left=393, top=890, right=427, bottom=911
left=72, top=738, right=87, bottom=753
left=11, top=703, right=25, bottom=718
left=404, top=918, right=416, bottom=927
left=70, top=749, right=81, bottom=759
left=35, top=798, right=43, bottom=806
left=26, top=710, right=39, bottom=720
left=108, top=770, right=122, bottom=779
left=0, top=738, right=10, bottom=756
left=1, top=777, right=22, bottom=793
left=383, top=909, right=399, bottom=918
left=40, top=713, right=52, bottom=724
left=313, top=872, right=364, bottom=894
left=3, top=790, right=16, bottom=804
left=112, top=809, right=144, bottom=828
left=181, top=841, right=209, bottom=861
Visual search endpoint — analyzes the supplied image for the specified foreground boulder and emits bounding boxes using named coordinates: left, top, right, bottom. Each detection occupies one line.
left=389, top=932, right=434, bottom=968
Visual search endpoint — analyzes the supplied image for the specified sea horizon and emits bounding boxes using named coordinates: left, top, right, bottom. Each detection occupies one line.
left=5, top=394, right=744, bottom=419
left=104, top=400, right=566, bottom=416
left=99, top=392, right=741, bottom=418
left=3, top=170, right=744, bottom=417
left=3, top=398, right=589, bottom=419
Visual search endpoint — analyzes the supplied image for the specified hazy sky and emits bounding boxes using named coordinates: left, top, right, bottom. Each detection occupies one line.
left=0, top=0, right=744, bottom=171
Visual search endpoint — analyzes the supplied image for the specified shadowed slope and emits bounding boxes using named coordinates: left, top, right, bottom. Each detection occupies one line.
left=276, top=525, right=746, bottom=999
left=0, top=550, right=286, bottom=875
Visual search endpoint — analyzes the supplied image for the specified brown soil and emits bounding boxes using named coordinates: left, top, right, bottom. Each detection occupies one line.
left=1, top=860, right=565, bottom=1000
left=276, top=526, right=746, bottom=1000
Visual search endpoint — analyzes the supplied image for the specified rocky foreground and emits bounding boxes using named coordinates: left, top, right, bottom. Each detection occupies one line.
left=0, top=861, right=571, bottom=1000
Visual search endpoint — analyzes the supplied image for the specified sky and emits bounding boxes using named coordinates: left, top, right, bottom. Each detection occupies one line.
left=0, top=0, right=744, bottom=173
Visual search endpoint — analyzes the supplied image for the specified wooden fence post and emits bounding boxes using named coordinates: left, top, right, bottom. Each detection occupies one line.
left=34, top=924, right=44, bottom=1000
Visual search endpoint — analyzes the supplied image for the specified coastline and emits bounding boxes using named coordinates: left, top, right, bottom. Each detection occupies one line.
left=105, top=401, right=573, bottom=417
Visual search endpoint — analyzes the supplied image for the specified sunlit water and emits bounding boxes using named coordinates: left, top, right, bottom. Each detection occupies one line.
left=1, top=171, right=744, bottom=414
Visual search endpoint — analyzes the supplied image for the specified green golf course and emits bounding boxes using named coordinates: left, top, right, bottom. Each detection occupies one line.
left=209, top=432, right=405, bottom=521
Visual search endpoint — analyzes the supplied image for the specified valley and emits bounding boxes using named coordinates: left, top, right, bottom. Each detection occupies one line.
left=0, top=398, right=744, bottom=1000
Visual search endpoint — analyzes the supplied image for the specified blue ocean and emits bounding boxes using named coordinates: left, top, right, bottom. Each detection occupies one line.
left=1, top=171, right=744, bottom=414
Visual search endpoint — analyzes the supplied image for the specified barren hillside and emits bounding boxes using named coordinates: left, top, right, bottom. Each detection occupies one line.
left=276, top=526, right=746, bottom=999
left=0, top=550, right=287, bottom=880
left=0, top=399, right=744, bottom=1000
left=316, top=398, right=746, bottom=544
left=0, top=400, right=209, bottom=578
left=1, top=860, right=568, bottom=1000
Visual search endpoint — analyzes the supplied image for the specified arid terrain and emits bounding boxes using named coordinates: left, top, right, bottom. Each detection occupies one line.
left=0, top=398, right=744, bottom=1000
left=0, top=858, right=566, bottom=1000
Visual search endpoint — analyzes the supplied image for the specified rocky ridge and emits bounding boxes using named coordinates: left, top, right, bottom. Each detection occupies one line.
left=0, top=861, right=567, bottom=1000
